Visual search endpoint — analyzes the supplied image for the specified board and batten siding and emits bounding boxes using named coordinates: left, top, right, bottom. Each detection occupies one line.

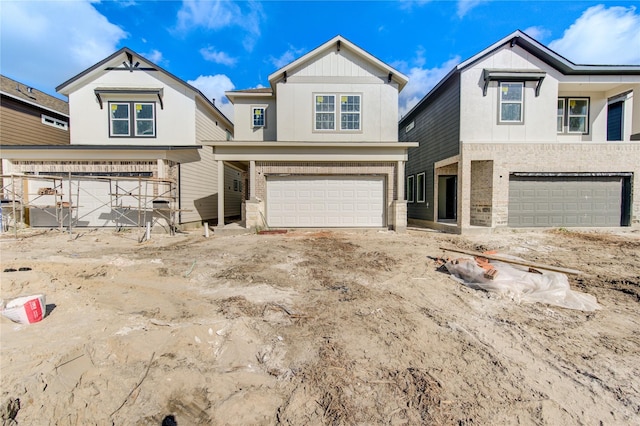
left=0, top=98, right=69, bottom=146
left=179, top=100, right=240, bottom=224
left=400, top=72, right=461, bottom=221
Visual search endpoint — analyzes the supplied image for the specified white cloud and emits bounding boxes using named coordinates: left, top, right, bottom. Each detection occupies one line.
left=175, top=0, right=264, bottom=52
left=200, top=47, right=237, bottom=67
left=398, top=56, right=461, bottom=118
left=269, top=45, right=306, bottom=69
left=522, top=26, right=551, bottom=42
left=457, top=0, right=489, bottom=18
left=188, top=74, right=236, bottom=121
left=142, top=49, right=164, bottom=65
left=549, top=5, right=640, bottom=64
left=0, top=0, right=127, bottom=97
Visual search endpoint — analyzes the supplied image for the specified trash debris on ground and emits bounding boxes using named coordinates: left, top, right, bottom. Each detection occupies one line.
left=436, top=249, right=600, bottom=312
left=1, top=294, right=47, bottom=324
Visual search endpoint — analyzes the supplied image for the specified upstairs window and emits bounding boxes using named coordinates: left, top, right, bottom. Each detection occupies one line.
left=109, top=101, right=155, bottom=137
left=499, top=82, right=523, bottom=123
left=315, top=95, right=335, bottom=130
left=567, top=98, right=589, bottom=133
left=340, top=95, right=360, bottom=130
left=557, top=97, right=589, bottom=134
left=41, top=114, right=68, bottom=131
left=253, top=107, right=265, bottom=127
left=556, top=99, right=565, bottom=133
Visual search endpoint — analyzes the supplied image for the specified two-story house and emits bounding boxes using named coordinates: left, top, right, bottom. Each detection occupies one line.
left=1, top=48, right=241, bottom=229
left=210, top=36, right=417, bottom=232
left=399, top=30, right=640, bottom=233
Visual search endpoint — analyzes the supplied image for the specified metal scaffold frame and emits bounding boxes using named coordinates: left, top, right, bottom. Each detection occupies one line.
left=0, top=173, right=178, bottom=240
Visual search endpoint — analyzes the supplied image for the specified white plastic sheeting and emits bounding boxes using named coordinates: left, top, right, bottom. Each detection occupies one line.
left=445, top=257, right=600, bottom=312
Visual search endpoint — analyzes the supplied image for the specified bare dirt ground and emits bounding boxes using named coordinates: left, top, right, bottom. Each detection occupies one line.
left=1, top=226, right=639, bottom=425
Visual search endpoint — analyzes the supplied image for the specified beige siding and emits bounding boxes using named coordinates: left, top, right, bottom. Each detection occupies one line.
left=0, top=101, right=69, bottom=146
left=178, top=101, right=240, bottom=224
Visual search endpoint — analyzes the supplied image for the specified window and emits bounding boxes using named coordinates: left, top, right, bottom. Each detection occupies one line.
left=405, top=121, right=415, bottom=133
left=499, top=82, right=523, bottom=122
left=252, top=107, right=265, bottom=127
left=41, top=114, right=68, bottom=131
left=109, top=101, right=155, bottom=137
left=556, top=99, right=565, bottom=133
left=567, top=98, right=588, bottom=133
left=416, top=173, right=425, bottom=203
left=406, top=175, right=415, bottom=203
left=315, top=95, right=335, bottom=130
left=557, top=97, right=589, bottom=134
left=340, top=95, right=360, bottom=130
left=607, top=100, right=624, bottom=141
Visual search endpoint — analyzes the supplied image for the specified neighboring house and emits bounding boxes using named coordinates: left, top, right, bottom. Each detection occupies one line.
left=0, top=75, right=70, bottom=174
left=399, top=30, right=640, bottom=233
left=1, top=48, right=241, bottom=228
left=211, top=35, right=417, bottom=231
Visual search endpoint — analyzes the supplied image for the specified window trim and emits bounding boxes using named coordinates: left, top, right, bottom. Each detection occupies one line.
left=416, top=173, right=425, bottom=203
left=557, top=97, right=590, bottom=135
left=41, top=114, right=68, bottom=131
left=108, top=101, right=156, bottom=138
left=566, top=97, right=589, bottom=134
left=556, top=98, right=565, bottom=133
left=314, top=94, right=336, bottom=131
left=252, top=106, right=266, bottom=128
left=499, top=81, right=524, bottom=123
left=313, top=93, right=362, bottom=133
left=406, top=175, right=415, bottom=203
left=339, top=94, right=361, bottom=131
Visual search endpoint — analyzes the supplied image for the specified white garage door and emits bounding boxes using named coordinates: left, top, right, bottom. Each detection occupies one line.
left=266, top=176, right=385, bottom=227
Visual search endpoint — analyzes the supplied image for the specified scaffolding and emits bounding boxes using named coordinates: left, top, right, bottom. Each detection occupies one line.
left=0, top=173, right=179, bottom=239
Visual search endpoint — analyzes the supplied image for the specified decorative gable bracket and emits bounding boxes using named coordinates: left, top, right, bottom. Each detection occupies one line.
left=483, top=69, right=546, bottom=97
left=94, top=88, right=164, bottom=109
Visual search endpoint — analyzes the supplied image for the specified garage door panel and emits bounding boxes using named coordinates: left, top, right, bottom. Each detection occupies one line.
left=509, top=176, right=621, bottom=227
left=267, top=176, right=385, bottom=228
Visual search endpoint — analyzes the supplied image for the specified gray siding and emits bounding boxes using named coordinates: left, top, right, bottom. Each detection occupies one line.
left=399, top=73, right=461, bottom=221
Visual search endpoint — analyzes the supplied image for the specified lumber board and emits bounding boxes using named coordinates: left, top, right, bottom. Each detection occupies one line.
left=439, top=246, right=583, bottom=275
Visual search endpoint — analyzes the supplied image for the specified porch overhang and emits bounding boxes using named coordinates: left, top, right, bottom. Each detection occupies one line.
left=202, top=141, right=418, bottom=162
left=0, top=145, right=201, bottom=163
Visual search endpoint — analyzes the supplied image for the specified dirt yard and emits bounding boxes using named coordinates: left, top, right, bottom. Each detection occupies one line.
left=1, top=226, right=639, bottom=425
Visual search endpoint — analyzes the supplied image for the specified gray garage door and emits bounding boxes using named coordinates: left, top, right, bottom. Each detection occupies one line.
left=508, top=176, right=622, bottom=227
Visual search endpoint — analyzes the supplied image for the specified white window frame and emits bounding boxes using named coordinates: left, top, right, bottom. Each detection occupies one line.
left=566, top=98, right=589, bottom=134
left=416, top=173, right=425, bottom=203
left=252, top=106, right=266, bottom=127
left=340, top=94, right=361, bottom=131
left=315, top=94, right=335, bottom=130
left=109, top=101, right=156, bottom=138
left=41, top=114, right=68, bottom=131
left=407, top=175, right=415, bottom=203
left=405, top=121, right=415, bottom=133
left=499, top=82, right=524, bottom=123
left=557, top=98, right=565, bottom=133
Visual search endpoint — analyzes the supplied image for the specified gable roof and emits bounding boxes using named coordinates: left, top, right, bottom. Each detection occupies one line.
left=1, top=74, right=69, bottom=116
left=55, top=47, right=233, bottom=129
left=267, top=35, right=409, bottom=91
left=458, top=30, right=640, bottom=74
left=400, top=29, right=640, bottom=124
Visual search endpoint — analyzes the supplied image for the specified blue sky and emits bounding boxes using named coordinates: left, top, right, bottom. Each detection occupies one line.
left=1, top=1, right=639, bottom=120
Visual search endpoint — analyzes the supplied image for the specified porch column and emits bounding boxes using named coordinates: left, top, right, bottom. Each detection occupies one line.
left=397, top=160, right=405, bottom=201
left=632, top=86, right=640, bottom=139
left=217, top=160, right=225, bottom=227
left=249, top=160, right=256, bottom=199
